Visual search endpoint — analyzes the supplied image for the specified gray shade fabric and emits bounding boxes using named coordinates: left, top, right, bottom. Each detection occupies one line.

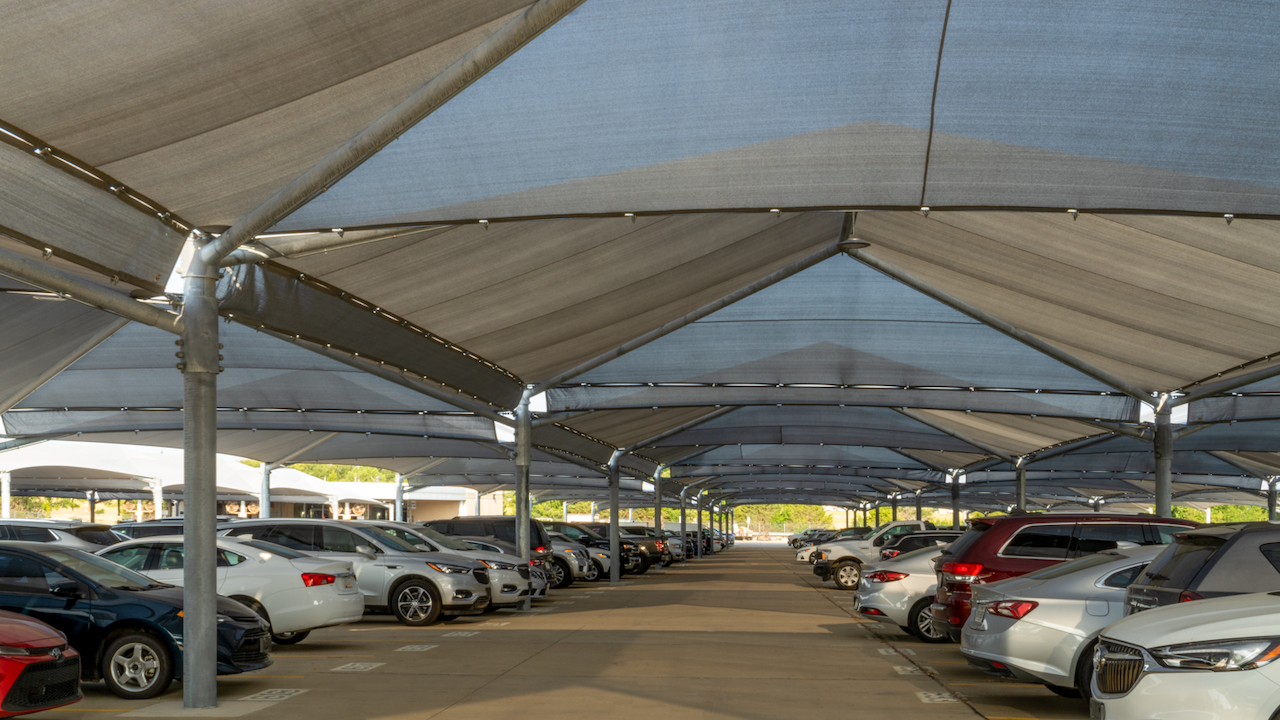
left=280, top=212, right=844, bottom=383
left=547, top=257, right=1137, bottom=419
left=218, top=263, right=524, bottom=407
left=0, top=1, right=533, bottom=228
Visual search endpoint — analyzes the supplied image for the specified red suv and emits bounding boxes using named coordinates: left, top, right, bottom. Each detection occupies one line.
left=931, top=514, right=1198, bottom=641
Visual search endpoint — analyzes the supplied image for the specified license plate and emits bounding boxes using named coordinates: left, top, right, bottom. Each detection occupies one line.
left=1089, top=698, right=1105, bottom=720
left=341, top=575, right=355, bottom=589
left=972, top=605, right=986, bottom=623
left=259, top=636, right=271, bottom=654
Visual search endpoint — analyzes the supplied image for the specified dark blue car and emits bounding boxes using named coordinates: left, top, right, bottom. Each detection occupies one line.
left=0, top=542, right=270, bottom=699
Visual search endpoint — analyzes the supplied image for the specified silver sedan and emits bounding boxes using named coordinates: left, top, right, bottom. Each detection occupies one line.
left=961, top=544, right=1162, bottom=699
left=854, top=546, right=949, bottom=643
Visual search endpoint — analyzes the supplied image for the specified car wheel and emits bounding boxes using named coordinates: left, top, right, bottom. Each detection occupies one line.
left=584, top=559, right=603, bottom=582
left=832, top=561, right=861, bottom=590
left=1075, top=640, right=1097, bottom=701
left=438, top=615, right=460, bottom=622
left=633, top=559, right=650, bottom=575
left=390, top=579, right=442, bottom=626
left=271, top=630, right=310, bottom=645
left=102, top=633, right=174, bottom=699
left=550, top=559, right=574, bottom=589
left=908, top=598, right=950, bottom=643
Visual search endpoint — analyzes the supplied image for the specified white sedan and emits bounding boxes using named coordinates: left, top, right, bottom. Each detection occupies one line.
left=99, top=535, right=364, bottom=644
left=854, top=547, right=949, bottom=642
left=1092, top=591, right=1280, bottom=720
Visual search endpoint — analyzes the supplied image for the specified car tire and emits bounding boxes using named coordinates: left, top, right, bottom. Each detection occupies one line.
left=1075, top=640, right=1097, bottom=701
left=390, top=578, right=442, bottom=626
left=832, top=561, right=861, bottom=590
left=908, top=597, right=950, bottom=644
left=102, top=632, right=174, bottom=700
left=271, top=630, right=310, bottom=645
left=438, top=615, right=460, bottom=622
left=633, top=559, right=650, bottom=575
left=1045, top=683, right=1082, bottom=699
left=584, top=559, right=603, bottom=582
left=550, top=559, right=574, bottom=589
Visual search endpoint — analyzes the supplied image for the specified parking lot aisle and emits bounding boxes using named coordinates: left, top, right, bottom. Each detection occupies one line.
left=774, top=543, right=1090, bottom=720
left=36, top=543, right=986, bottom=719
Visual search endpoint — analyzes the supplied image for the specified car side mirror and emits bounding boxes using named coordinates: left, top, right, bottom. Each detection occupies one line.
left=873, top=536, right=886, bottom=547
left=355, top=545, right=378, bottom=560
left=49, top=580, right=82, bottom=599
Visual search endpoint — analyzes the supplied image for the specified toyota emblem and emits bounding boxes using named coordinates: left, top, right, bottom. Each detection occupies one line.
left=49, top=647, right=62, bottom=660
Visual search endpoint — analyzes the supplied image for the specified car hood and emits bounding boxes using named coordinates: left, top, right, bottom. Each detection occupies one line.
left=1105, top=592, right=1280, bottom=647
left=122, top=586, right=261, bottom=622
left=0, top=610, right=67, bottom=647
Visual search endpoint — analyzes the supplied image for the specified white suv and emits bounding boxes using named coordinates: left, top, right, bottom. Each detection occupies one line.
left=812, top=520, right=932, bottom=589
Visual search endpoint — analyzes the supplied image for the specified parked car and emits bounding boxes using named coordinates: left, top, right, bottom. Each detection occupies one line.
left=220, top=519, right=490, bottom=625
left=0, top=609, right=82, bottom=716
left=544, top=535, right=589, bottom=589
left=880, top=530, right=963, bottom=560
left=788, top=529, right=824, bottom=548
left=854, top=546, right=950, bottom=643
left=422, top=516, right=553, bottom=557
left=354, top=521, right=533, bottom=609
left=620, top=524, right=675, bottom=566
left=661, top=529, right=686, bottom=563
left=931, top=514, right=1197, bottom=641
left=581, top=522, right=666, bottom=572
left=98, top=535, right=364, bottom=644
left=0, top=542, right=270, bottom=698
left=542, top=517, right=616, bottom=573
left=962, top=544, right=1163, bottom=700
left=113, top=517, right=236, bottom=539
left=455, top=537, right=548, bottom=597
left=548, top=531, right=611, bottom=581
left=0, top=521, right=124, bottom=551
left=810, top=520, right=934, bottom=589
left=1125, top=522, right=1280, bottom=615
left=1092, top=591, right=1280, bottom=720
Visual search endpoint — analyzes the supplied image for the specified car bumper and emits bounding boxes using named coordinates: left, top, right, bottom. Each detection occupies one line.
left=215, top=621, right=273, bottom=675
left=1092, top=664, right=1280, bottom=720
left=488, top=568, right=527, bottom=608
left=962, top=616, right=1082, bottom=688
left=813, top=560, right=832, bottom=581
left=0, top=649, right=82, bottom=715
left=436, top=574, right=491, bottom=611
left=853, top=582, right=918, bottom=628
left=262, top=584, right=365, bottom=634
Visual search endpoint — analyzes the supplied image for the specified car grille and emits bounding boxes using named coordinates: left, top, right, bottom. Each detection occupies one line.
left=2, top=655, right=81, bottom=711
left=517, top=566, right=530, bottom=580
left=232, top=629, right=271, bottom=667
left=1096, top=640, right=1144, bottom=695
left=472, top=569, right=490, bottom=585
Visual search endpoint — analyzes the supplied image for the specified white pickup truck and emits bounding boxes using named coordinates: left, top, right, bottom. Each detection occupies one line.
left=811, top=520, right=932, bottom=590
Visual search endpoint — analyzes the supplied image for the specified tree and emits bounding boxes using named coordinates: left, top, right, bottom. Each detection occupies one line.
left=240, top=460, right=395, bottom=483
left=9, top=497, right=80, bottom=519
left=734, top=505, right=833, bottom=533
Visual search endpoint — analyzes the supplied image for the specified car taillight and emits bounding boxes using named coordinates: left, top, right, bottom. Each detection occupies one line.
left=942, top=562, right=985, bottom=582
left=882, top=549, right=901, bottom=558
left=859, top=607, right=886, bottom=616
left=864, top=571, right=909, bottom=583
left=535, top=546, right=545, bottom=552
left=986, top=600, right=1038, bottom=619
left=656, top=541, right=665, bottom=551
left=1179, top=590, right=1204, bottom=603
left=301, top=573, right=336, bottom=587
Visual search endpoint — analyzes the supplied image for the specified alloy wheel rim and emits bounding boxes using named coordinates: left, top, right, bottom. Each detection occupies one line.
left=917, top=607, right=942, bottom=639
left=837, top=565, right=859, bottom=585
left=398, top=585, right=433, bottom=622
left=111, top=643, right=159, bottom=690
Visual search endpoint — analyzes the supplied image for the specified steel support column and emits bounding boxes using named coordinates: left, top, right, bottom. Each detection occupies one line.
left=394, top=474, right=405, bottom=522
left=696, top=490, right=705, bottom=559
left=152, top=482, right=165, bottom=519
left=607, top=450, right=624, bottom=582
left=891, top=495, right=898, bottom=521
left=653, top=466, right=665, bottom=551
left=260, top=463, right=272, bottom=519
left=1154, top=401, right=1173, bottom=518
left=915, top=491, right=922, bottom=521
left=1270, top=479, right=1278, bottom=522
left=0, top=472, right=9, bottom=519
left=1016, top=460, right=1028, bottom=513
left=180, top=233, right=219, bottom=709
left=950, top=478, right=961, bottom=530
left=514, top=390, right=533, bottom=606
left=679, top=487, right=688, bottom=563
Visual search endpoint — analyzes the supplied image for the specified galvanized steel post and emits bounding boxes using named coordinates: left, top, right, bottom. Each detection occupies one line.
left=1154, top=399, right=1173, bottom=518
left=259, top=463, right=272, bottom=519
left=891, top=494, right=898, bottom=521
left=394, top=474, right=404, bottom=522
left=914, top=491, right=923, bottom=521
left=950, top=475, right=961, bottom=530
left=1270, top=479, right=1278, bottom=522
left=514, top=390, right=532, bottom=606
left=696, top=490, right=705, bottom=559
left=180, top=232, right=220, bottom=709
left=1016, top=459, right=1028, bottom=513
left=0, top=471, right=9, bottom=519
left=607, top=450, right=624, bottom=582
left=679, top=486, right=688, bottom=563
left=653, top=466, right=664, bottom=555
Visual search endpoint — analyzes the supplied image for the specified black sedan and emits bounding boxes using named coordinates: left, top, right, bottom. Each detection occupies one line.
left=0, top=542, right=270, bottom=699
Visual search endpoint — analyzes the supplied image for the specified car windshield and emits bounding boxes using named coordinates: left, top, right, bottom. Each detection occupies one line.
left=236, top=539, right=309, bottom=559
left=1023, top=551, right=1127, bottom=580
left=39, top=548, right=165, bottom=590
left=884, top=546, right=941, bottom=563
left=411, top=525, right=478, bottom=552
left=355, top=526, right=422, bottom=553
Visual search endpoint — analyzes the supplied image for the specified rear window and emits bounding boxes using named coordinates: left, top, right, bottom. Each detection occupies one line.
left=1141, top=535, right=1225, bottom=589
left=73, top=527, right=124, bottom=546
left=6, top=526, right=56, bottom=542
left=124, top=525, right=181, bottom=539
left=1003, top=525, right=1073, bottom=559
left=940, top=524, right=990, bottom=559
left=1102, top=563, right=1149, bottom=589
left=1257, top=543, right=1280, bottom=575
left=1074, top=524, right=1149, bottom=555
left=237, top=539, right=309, bottom=559
left=1025, top=551, right=1124, bottom=580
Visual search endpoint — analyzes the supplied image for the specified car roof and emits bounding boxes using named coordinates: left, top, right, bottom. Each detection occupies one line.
left=0, top=519, right=103, bottom=528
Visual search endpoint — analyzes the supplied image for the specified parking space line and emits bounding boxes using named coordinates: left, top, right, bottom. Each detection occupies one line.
left=330, top=662, right=386, bottom=672
left=395, top=645, right=439, bottom=652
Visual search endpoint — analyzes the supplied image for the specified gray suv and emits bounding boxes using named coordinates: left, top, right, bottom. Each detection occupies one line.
left=0, top=519, right=124, bottom=551
left=221, top=519, right=490, bottom=625
left=1126, top=522, right=1280, bottom=614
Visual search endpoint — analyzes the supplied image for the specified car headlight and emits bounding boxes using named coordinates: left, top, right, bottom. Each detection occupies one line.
left=815, top=551, right=827, bottom=561
left=0, top=646, right=32, bottom=656
left=483, top=560, right=518, bottom=571
left=427, top=562, right=473, bottom=574
left=1152, top=638, right=1280, bottom=671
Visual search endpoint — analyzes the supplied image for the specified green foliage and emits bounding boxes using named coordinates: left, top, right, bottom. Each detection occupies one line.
left=9, top=497, right=80, bottom=518
left=239, top=459, right=394, bottom=483
left=1170, top=505, right=1267, bottom=523
left=734, top=505, right=833, bottom=532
